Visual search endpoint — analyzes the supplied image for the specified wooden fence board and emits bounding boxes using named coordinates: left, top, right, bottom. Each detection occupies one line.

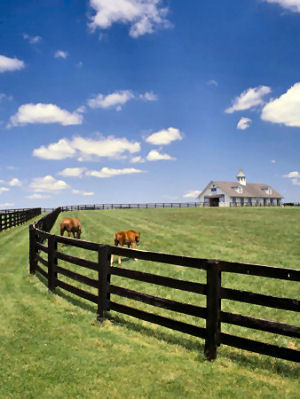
left=109, top=284, right=207, bottom=319
left=109, top=301, right=207, bottom=339
left=110, top=266, right=207, bottom=294
left=221, top=311, right=300, bottom=339
left=221, top=287, right=300, bottom=312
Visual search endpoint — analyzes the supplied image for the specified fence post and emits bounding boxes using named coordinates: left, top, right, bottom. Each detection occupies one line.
left=29, top=224, right=37, bottom=274
left=48, top=235, right=57, bottom=291
left=204, top=261, right=221, bottom=360
left=97, top=245, right=111, bottom=322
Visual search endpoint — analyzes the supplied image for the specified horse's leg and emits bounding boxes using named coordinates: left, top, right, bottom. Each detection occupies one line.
left=60, top=227, right=65, bottom=246
left=131, top=242, right=138, bottom=261
left=118, top=244, right=123, bottom=265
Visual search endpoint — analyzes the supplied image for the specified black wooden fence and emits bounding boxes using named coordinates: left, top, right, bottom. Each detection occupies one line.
left=29, top=208, right=300, bottom=362
left=41, top=200, right=288, bottom=213
left=0, top=207, right=41, bottom=232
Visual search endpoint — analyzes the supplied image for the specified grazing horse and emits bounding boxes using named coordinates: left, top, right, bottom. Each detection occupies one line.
left=111, top=230, right=140, bottom=265
left=60, top=217, right=81, bottom=239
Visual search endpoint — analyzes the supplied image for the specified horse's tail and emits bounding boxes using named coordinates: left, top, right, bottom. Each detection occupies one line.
left=114, top=233, right=119, bottom=246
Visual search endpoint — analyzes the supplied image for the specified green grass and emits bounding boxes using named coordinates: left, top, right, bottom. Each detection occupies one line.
left=0, top=207, right=299, bottom=398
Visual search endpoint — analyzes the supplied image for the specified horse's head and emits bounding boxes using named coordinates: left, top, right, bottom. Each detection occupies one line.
left=135, top=232, right=141, bottom=246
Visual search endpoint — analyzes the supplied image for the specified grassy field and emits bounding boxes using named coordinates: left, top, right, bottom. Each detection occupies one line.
left=0, top=207, right=299, bottom=398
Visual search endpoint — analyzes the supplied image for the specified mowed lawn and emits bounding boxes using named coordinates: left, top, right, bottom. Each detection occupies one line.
left=0, top=207, right=299, bottom=399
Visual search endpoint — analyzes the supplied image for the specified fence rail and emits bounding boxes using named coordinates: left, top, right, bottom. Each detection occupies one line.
left=29, top=208, right=300, bottom=363
left=40, top=199, right=296, bottom=213
left=0, top=207, right=41, bottom=232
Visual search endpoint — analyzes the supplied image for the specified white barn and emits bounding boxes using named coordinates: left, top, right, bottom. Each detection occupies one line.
left=197, top=169, right=283, bottom=207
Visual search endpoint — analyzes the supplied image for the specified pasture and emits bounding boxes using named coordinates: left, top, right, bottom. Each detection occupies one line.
left=0, top=207, right=299, bottom=398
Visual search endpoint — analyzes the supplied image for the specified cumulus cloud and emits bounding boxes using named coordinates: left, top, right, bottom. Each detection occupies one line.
left=261, top=82, right=300, bottom=127
left=183, top=190, right=201, bottom=198
left=145, top=127, right=182, bottom=145
left=54, top=50, right=68, bottom=59
left=283, top=171, right=300, bottom=178
left=86, top=167, right=144, bottom=178
left=263, top=0, right=300, bottom=12
left=0, top=54, right=25, bottom=73
left=33, top=139, right=76, bottom=160
left=29, top=175, right=70, bottom=193
left=130, top=155, right=145, bottom=163
left=72, top=189, right=95, bottom=196
left=146, top=149, right=175, bottom=161
left=58, top=167, right=86, bottom=178
left=0, top=187, right=9, bottom=195
left=139, top=91, right=158, bottom=101
left=33, top=135, right=140, bottom=161
left=23, top=33, right=42, bottom=44
left=88, top=90, right=134, bottom=110
left=225, top=86, right=271, bottom=114
left=9, top=103, right=83, bottom=127
left=237, top=117, right=252, bottom=130
left=88, top=90, right=158, bottom=110
left=88, top=0, right=171, bottom=38
left=9, top=178, right=22, bottom=187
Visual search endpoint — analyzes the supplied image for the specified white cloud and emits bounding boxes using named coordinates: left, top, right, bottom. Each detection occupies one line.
left=0, top=187, right=9, bottom=195
left=23, top=33, right=42, bottom=44
left=237, top=117, right=252, bottom=130
left=33, top=138, right=76, bottom=160
left=261, top=82, right=300, bottom=127
left=130, top=155, right=145, bottom=163
left=263, top=0, right=300, bottom=12
left=88, top=0, right=171, bottom=38
left=9, top=103, right=83, bottom=127
left=29, top=175, right=70, bottom=193
left=9, top=178, right=22, bottom=187
left=72, top=189, right=95, bottom=196
left=54, top=50, right=68, bottom=59
left=88, top=90, right=135, bottom=110
left=225, top=86, right=271, bottom=114
left=27, top=193, right=51, bottom=199
left=183, top=190, right=201, bottom=198
left=0, top=54, right=25, bottom=73
left=283, top=171, right=300, bottom=178
left=33, top=135, right=140, bottom=161
left=139, top=91, right=158, bottom=101
left=146, top=149, right=175, bottom=161
left=271, top=160, right=276, bottom=163
left=58, top=167, right=86, bottom=178
left=86, top=167, right=144, bottom=178
left=145, top=127, right=183, bottom=145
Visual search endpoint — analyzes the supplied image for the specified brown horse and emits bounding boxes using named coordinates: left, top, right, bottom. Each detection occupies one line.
left=60, top=217, right=81, bottom=239
left=111, top=230, right=140, bottom=265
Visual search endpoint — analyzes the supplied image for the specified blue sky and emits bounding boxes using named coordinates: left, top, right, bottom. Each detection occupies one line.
left=1, top=0, right=300, bottom=208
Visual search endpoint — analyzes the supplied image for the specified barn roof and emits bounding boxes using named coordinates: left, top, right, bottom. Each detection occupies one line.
left=212, top=181, right=283, bottom=198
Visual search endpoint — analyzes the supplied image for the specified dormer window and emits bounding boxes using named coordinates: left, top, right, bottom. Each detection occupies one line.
left=211, top=184, right=217, bottom=192
left=262, top=186, right=272, bottom=195
left=233, top=185, right=243, bottom=194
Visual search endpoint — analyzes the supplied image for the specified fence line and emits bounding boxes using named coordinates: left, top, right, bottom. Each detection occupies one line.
left=41, top=200, right=297, bottom=213
left=0, top=208, right=41, bottom=232
left=29, top=208, right=300, bottom=363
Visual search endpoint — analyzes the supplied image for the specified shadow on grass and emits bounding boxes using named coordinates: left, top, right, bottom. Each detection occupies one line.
left=34, top=272, right=299, bottom=378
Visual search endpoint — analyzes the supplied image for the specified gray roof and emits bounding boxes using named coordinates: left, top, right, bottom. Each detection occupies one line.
left=212, top=181, right=283, bottom=198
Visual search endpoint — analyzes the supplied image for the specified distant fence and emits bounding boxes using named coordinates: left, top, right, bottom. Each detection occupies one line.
left=30, top=208, right=300, bottom=363
left=42, top=202, right=203, bottom=213
left=0, top=208, right=41, bottom=232
left=41, top=200, right=291, bottom=213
